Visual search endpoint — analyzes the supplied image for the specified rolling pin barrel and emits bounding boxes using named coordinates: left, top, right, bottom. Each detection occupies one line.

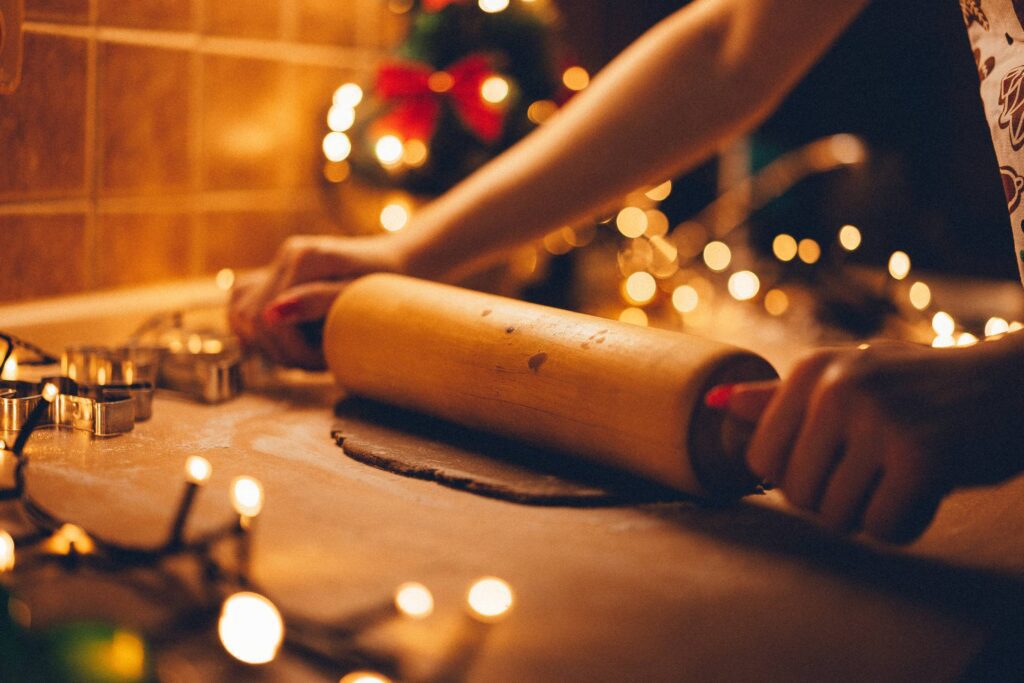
left=324, top=274, right=777, bottom=499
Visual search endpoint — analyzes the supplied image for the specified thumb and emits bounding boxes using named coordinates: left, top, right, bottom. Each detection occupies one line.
left=262, top=281, right=347, bottom=326
left=704, top=380, right=779, bottom=423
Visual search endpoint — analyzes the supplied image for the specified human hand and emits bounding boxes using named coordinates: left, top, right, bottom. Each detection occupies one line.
left=708, top=337, right=1024, bottom=543
left=228, top=234, right=408, bottom=369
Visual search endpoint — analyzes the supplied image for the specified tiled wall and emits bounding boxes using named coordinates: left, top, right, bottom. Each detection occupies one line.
left=0, top=0, right=405, bottom=302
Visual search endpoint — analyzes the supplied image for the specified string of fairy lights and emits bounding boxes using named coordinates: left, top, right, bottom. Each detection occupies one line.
left=0, top=380, right=516, bottom=681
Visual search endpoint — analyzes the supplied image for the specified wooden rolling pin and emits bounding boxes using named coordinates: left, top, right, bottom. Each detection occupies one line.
left=324, top=274, right=778, bottom=499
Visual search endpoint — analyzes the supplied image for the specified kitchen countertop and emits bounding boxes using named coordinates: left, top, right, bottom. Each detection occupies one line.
left=2, top=279, right=1023, bottom=681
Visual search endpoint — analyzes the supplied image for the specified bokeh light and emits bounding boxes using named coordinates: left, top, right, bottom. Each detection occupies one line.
left=932, top=311, right=955, bottom=337
left=985, top=317, right=1010, bottom=337
left=618, top=308, right=649, bottom=326
left=888, top=251, right=911, bottom=280
left=380, top=203, right=410, bottom=233
left=394, top=582, right=434, bottom=619
left=623, top=272, right=657, bottom=304
left=838, top=224, right=862, bottom=251
left=185, top=456, right=212, bottom=485
left=727, top=271, right=760, bottom=301
left=616, top=207, right=648, bottom=238
left=772, top=234, right=798, bottom=262
left=703, top=241, right=731, bottom=272
left=908, top=282, right=931, bottom=311
left=797, top=239, right=821, bottom=265
left=333, top=83, right=363, bottom=108
left=374, top=135, right=405, bottom=166
left=480, top=76, right=510, bottom=104
left=763, top=289, right=789, bottom=316
left=466, top=577, right=515, bottom=622
left=218, top=592, right=284, bottom=665
left=562, top=66, right=590, bottom=91
left=231, top=477, right=264, bottom=518
left=671, top=285, right=699, bottom=313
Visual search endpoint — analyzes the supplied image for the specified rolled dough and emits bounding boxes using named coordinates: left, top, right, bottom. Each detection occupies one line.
left=331, top=398, right=688, bottom=507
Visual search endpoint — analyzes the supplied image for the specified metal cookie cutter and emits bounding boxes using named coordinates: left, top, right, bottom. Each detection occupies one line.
left=148, top=333, right=244, bottom=404
left=0, top=377, right=139, bottom=437
left=62, top=346, right=156, bottom=420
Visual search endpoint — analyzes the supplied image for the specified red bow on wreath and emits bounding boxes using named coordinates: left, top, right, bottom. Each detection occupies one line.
left=375, top=54, right=508, bottom=145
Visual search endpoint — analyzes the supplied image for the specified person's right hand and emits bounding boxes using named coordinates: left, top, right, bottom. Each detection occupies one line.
left=228, top=234, right=407, bottom=369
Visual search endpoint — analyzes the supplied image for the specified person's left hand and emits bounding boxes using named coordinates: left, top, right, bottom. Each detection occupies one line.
left=709, top=337, right=1024, bottom=543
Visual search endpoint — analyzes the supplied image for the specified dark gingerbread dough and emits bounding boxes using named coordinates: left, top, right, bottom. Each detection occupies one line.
left=332, top=398, right=686, bottom=507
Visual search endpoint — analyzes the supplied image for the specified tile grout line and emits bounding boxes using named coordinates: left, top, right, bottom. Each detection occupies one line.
left=84, top=0, right=100, bottom=290
left=189, top=0, right=206, bottom=277
left=0, top=190, right=323, bottom=216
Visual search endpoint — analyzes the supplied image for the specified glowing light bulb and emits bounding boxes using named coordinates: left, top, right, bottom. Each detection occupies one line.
left=216, top=268, right=235, bottom=291
left=703, top=241, right=731, bottom=272
left=644, top=210, right=669, bottom=237
left=427, top=71, right=454, bottom=93
left=327, top=105, right=356, bottom=132
left=403, top=139, right=429, bottom=167
left=562, top=66, right=590, bottom=91
left=380, top=203, right=410, bottom=232
left=837, top=224, right=862, bottom=251
left=727, top=271, right=760, bottom=301
left=333, top=83, right=363, bottom=108
left=107, top=630, right=147, bottom=680
left=323, top=132, right=352, bottom=162
left=956, top=332, right=979, bottom=347
left=231, top=477, right=264, bottom=518
left=339, top=673, right=392, bottom=683
left=0, top=439, right=7, bottom=451
left=527, top=100, right=557, bottom=125
left=187, top=334, right=203, bottom=354
left=618, top=308, right=648, bottom=327
left=466, top=577, right=514, bottom=622
left=478, top=0, right=509, bottom=12
left=1, top=354, right=17, bottom=381
left=1010, top=321, right=1024, bottom=332
left=645, top=181, right=672, bottom=202
left=41, top=383, right=60, bottom=403
left=985, top=317, right=1010, bottom=337
left=0, top=530, right=15, bottom=572
left=932, top=335, right=955, bottom=349
left=47, top=524, right=94, bottom=555
left=888, top=251, right=911, bottom=280
left=909, top=282, right=931, bottom=311
left=375, top=135, right=405, bottom=166
left=394, top=582, right=434, bottom=619
left=797, top=239, right=821, bottom=265
left=185, top=456, right=212, bottom=485
left=764, top=289, right=789, bottom=316
left=218, top=592, right=284, bottom=665
left=672, top=285, right=699, bottom=313
left=623, top=272, right=657, bottom=305
left=480, top=76, right=510, bottom=104
left=932, top=311, right=955, bottom=337
left=771, top=234, right=798, bottom=262
left=616, top=207, right=648, bottom=238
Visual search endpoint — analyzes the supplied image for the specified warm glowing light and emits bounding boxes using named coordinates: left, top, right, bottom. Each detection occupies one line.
left=1011, top=321, right=1024, bottom=332
left=829, top=133, right=867, bottom=164
left=187, top=334, right=203, bottom=354
left=202, top=339, right=224, bottom=354
left=838, top=224, right=862, bottom=251
left=339, top=673, right=392, bottom=683
left=427, top=71, right=454, bottom=93
left=932, top=311, right=955, bottom=337
left=888, top=251, right=911, bottom=280
left=216, top=268, right=236, bottom=291
left=403, top=139, right=429, bottom=167
left=645, top=181, right=672, bottom=202
left=478, top=0, right=509, bottom=12
left=323, top=132, right=352, bottom=162
left=527, top=100, right=557, bottom=124
left=1, top=355, right=16, bottom=381
left=672, top=285, right=699, bottom=313
left=480, top=76, right=510, bottom=104
left=797, top=239, right=821, bottom=265
left=185, top=456, right=212, bottom=485
left=333, top=83, right=363, bottom=108
left=108, top=630, right=147, bottom=680
left=0, top=530, right=14, bottom=572
left=957, top=332, right=979, bottom=347
left=380, top=203, right=410, bottom=232
left=218, top=592, right=284, bottom=665
left=41, top=382, right=60, bottom=403
left=394, top=582, right=434, bottom=619
left=644, top=210, right=669, bottom=237
left=772, top=234, right=798, bottom=262
left=985, top=317, right=1010, bottom=337
left=47, top=524, right=95, bottom=555
left=0, top=440, right=6, bottom=451
left=327, top=105, right=356, bottom=132
left=909, top=281, right=931, bottom=311
left=703, top=241, right=731, bottom=272
left=324, top=161, right=350, bottom=183
left=727, top=271, right=760, bottom=301
left=231, top=477, right=264, bottom=518
left=616, top=207, right=648, bottom=238
left=764, top=289, right=789, bottom=316
left=932, top=335, right=955, bottom=349
left=375, top=135, right=405, bottom=166
left=562, top=66, right=590, bottom=91
left=623, top=272, right=657, bottom=304
left=618, top=308, right=648, bottom=327
left=466, top=577, right=514, bottom=622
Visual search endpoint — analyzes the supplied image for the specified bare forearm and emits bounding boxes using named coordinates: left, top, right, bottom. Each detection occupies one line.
left=395, top=0, right=868, bottom=280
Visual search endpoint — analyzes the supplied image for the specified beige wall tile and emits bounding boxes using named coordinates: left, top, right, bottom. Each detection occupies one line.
left=202, top=210, right=336, bottom=272
left=0, top=215, right=90, bottom=302
left=96, top=0, right=194, bottom=32
left=294, top=0, right=357, bottom=46
left=24, top=0, right=90, bottom=24
left=97, top=43, right=193, bottom=196
left=0, top=34, right=88, bottom=202
left=203, top=3, right=279, bottom=40
left=94, top=213, right=194, bottom=287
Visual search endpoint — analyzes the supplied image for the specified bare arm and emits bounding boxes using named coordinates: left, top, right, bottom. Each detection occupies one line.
left=394, top=0, right=871, bottom=279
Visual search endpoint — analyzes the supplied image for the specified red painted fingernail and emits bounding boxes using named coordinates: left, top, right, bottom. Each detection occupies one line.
left=262, top=298, right=302, bottom=325
left=703, top=384, right=735, bottom=410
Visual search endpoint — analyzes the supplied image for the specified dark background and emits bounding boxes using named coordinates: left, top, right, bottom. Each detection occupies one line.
left=555, top=0, right=1017, bottom=280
